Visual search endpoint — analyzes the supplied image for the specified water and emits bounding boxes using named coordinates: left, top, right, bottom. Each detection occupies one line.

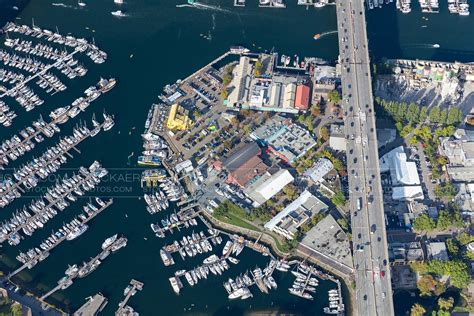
left=0, top=0, right=473, bottom=315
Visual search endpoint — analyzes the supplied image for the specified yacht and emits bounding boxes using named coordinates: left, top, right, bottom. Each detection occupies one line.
left=111, top=10, right=126, bottom=17
left=102, top=234, right=118, bottom=249
left=66, top=224, right=88, bottom=240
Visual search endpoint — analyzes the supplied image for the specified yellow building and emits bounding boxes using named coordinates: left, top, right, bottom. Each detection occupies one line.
left=166, top=103, right=192, bottom=131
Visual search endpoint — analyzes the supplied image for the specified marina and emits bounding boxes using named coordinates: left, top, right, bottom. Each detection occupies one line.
left=9, top=198, right=114, bottom=278
left=115, top=279, right=144, bottom=316
left=39, top=234, right=128, bottom=301
left=0, top=161, right=109, bottom=246
left=0, top=21, right=107, bottom=127
left=0, top=114, right=114, bottom=208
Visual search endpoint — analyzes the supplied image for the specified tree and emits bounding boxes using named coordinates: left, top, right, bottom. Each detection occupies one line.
left=332, top=190, right=347, bottom=206
left=411, top=303, right=426, bottom=316
left=310, top=104, right=321, bottom=117
left=429, top=107, right=440, bottom=123
left=320, top=126, right=330, bottom=141
left=439, top=109, right=448, bottom=125
left=427, top=260, right=471, bottom=289
left=222, top=65, right=234, bottom=86
left=436, top=210, right=453, bottom=231
left=456, top=232, right=474, bottom=246
left=412, top=214, right=436, bottom=232
left=254, top=59, right=263, bottom=77
left=337, top=218, right=349, bottom=231
left=283, top=184, right=297, bottom=200
left=298, top=115, right=305, bottom=124
left=419, top=106, right=428, bottom=122
left=434, top=182, right=456, bottom=200
left=417, top=275, right=438, bottom=296
left=446, top=238, right=460, bottom=257
left=437, top=297, right=454, bottom=311
left=327, top=90, right=341, bottom=104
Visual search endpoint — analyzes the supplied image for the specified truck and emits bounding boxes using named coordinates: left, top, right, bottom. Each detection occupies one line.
left=357, top=197, right=362, bottom=211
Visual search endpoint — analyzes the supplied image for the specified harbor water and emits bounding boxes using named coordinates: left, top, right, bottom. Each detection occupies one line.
left=0, top=0, right=473, bottom=315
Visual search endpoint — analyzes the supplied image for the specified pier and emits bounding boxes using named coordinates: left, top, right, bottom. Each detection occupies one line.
left=0, top=120, right=108, bottom=207
left=73, top=293, right=108, bottom=316
left=0, top=49, right=79, bottom=99
left=0, top=94, right=102, bottom=168
left=8, top=199, right=114, bottom=278
left=0, top=165, right=106, bottom=244
left=180, top=51, right=230, bottom=84
left=39, top=236, right=128, bottom=301
left=116, top=279, right=144, bottom=316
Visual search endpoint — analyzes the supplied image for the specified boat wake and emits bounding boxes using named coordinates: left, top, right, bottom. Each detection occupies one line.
left=318, top=30, right=338, bottom=39
left=52, top=2, right=79, bottom=9
left=176, top=1, right=232, bottom=13
left=402, top=43, right=440, bottom=49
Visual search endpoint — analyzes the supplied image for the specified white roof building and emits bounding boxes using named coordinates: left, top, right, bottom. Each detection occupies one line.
left=244, top=169, right=294, bottom=207
left=392, top=186, right=424, bottom=201
left=380, top=147, right=420, bottom=185
left=304, top=158, right=334, bottom=184
left=264, top=190, right=328, bottom=239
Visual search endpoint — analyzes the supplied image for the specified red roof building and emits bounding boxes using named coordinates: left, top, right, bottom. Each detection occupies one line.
left=294, top=84, right=310, bottom=111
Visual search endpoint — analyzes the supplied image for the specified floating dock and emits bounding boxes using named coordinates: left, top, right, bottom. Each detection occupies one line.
left=73, top=293, right=108, bottom=316
left=116, top=279, right=144, bottom=316
left=8, top=199, right=114, bottom=278
left=40, top=236, right=127, bottom=301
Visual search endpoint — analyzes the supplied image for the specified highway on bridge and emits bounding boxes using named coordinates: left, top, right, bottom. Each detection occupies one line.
left=335, top=0, right=394, bottom=315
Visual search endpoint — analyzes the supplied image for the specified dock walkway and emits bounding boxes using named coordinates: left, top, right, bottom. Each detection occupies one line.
left=40, top=236, right=127, bottom=301
left=0, top=121, right=107, bottom=205
left=8, top=199, right=114, bottom=278
left=116, top=279, right=144, bottom=316
left=0, top=168, right=104, bottom=244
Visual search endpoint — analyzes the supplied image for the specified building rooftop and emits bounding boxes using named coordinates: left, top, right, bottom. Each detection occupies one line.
left=222, top=142, right=261, bottom=172
left=250, top=115, right=316, bottom=164
left=300, top=214, right=353, bottom=268
left=426, top=242, right=449, bottom=261
left=244, top=169, right=294, bottom=207
left=227, top=154, right=269, bottom=187
left=264, top=190, right=328, bottom=239
left=304, top=158, right=334, bottom=183
left=380, top=146, right=421, bottom=190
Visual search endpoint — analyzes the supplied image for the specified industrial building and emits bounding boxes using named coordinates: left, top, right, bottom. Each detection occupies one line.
left=250, top=115, right=316, bottom=164
left=244, top=169, right=294, bottom=207
left=226, top=56, right=311, bottom=114
left=221, top=142, right=269, bottom=188
left=264, top=190, right=328, bottom=239
left=166, top=103, right=192, bottom=131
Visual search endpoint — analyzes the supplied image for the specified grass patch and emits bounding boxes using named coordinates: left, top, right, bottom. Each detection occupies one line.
left=214, top=212, right=261, bottom=232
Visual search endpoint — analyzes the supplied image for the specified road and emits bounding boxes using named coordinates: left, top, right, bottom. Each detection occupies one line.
left=335, top=0, right=394, bottom=315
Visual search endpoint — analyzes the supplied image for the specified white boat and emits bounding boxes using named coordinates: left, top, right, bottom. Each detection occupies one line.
left=169, top=276, right=182, bottom=294
left=111, top=10, right=126, bottom=17
left=222, top=241, right=233, bottom=256
left=66, top=224, right=88, bottom=240
left=102, top=234, right=118, bottom=249
left=114, top=0, right=124, bottom=3
left=228, top=288, right=246, bottom=299
left=78, top=0, right=86, bottom=6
